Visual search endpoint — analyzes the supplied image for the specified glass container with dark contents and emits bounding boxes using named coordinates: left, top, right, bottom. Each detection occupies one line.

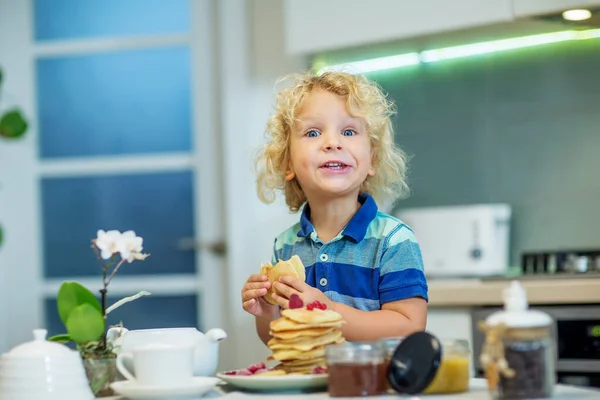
left=480, top=281, right=555, bottom=399
left=325, top=342, right=387, bottom=397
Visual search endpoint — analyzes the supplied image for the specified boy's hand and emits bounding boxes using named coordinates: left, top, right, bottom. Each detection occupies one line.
left=272, top=276, right=334, bottom=310
left=241, top=274, right=279, bottom=319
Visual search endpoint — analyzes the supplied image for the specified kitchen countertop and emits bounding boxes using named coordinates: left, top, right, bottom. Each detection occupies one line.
left=105, top=378, right=600, bottom=399
left=427, top=276, right=600, bottom=307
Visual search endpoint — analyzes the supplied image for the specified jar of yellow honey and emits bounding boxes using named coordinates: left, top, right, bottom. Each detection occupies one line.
left=422, top=339, right=470, bottom=394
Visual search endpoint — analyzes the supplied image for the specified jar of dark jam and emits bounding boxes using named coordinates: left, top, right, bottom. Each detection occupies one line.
left=325, top=342, right=387, bottom=397
left=480, top=281, right=555, bottom=399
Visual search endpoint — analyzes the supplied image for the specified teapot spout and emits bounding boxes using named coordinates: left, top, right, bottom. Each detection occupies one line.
left=205, top=328, right=227, bottom=343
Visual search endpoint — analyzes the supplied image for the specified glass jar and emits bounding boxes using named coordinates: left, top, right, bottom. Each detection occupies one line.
left=325, top=342, right=387, bottom=397
left=480, top=281, right=555, bottom=400
left=422, top=339, right=470, bottom=394
left=379, top=336, right=405, bottom=392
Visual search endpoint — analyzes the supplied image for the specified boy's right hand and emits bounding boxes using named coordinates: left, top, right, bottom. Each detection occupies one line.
left=241, top=274, right=279, bottom=319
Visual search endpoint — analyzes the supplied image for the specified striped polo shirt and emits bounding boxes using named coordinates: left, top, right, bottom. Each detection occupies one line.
left=271, top=193, right=428, bottom=311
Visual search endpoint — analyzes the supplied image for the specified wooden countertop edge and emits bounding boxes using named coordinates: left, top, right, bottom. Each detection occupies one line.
left=427, top=278, right=600, bottom=307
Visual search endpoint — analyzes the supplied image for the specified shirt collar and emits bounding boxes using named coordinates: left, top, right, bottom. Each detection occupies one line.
left=297, top=193, right=378, bottom=243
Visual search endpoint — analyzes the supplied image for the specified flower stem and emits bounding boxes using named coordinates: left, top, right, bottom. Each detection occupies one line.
left=105, top=259, right=126, bottom=287
left=99, top=287, right=108, bottom=351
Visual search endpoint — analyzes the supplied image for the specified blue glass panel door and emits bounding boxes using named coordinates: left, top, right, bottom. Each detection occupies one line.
left=45, top=294, right=200, bottom=338
left=36, top=47, right=192, bottom=158
left=34, top=0, right=191, bottom=41
left=32, top=0, right=212, bottom=334
left=41, top=171, right=195, bottom=277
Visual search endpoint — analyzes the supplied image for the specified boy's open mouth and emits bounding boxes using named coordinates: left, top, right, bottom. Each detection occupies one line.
left=320, top=162, right=349, bottom=170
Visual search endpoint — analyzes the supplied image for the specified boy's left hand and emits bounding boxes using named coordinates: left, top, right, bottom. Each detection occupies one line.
left=271, top=276, right=334, bottom=310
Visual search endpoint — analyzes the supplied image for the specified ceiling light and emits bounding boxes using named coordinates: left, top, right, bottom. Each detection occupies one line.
left=316, top=28, right=600, bottom=74
left=562, top=9, right=592, bottom=21
left=318, top=53, right=420, bottom=75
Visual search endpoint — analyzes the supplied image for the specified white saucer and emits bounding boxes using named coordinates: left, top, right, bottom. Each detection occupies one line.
left=110, top=376, right=221, bottom=399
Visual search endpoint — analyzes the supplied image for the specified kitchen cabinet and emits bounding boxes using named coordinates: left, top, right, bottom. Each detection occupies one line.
left=426, top=307, right=475, bottom=375
left=512, top=0, right=600, bottom=18
left=283, top=0, right=514, bottom=55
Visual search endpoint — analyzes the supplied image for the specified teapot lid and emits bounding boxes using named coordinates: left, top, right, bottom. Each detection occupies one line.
left=4, top=329, right=75, bottom=359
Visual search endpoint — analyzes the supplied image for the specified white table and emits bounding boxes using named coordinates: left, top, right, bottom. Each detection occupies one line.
left=105, top=378, right=600, bottom=399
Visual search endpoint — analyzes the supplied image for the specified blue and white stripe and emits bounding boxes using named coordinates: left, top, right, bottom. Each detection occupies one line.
left=272, top=193, right=428, bottom=311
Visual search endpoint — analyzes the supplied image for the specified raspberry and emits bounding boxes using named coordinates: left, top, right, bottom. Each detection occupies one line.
left=248, top=362, right=266, bottom=373
left=318, top=302, right=327, bottom=310
left=312, top=366, right=327, bottom=374
left=306, top=303, right=315, bottom=311
left=289, top=293, right=304, bottom=309
left=236, top=369, right=252, bottom=376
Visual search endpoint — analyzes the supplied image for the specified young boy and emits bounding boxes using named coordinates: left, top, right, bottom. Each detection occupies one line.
left=241, top=71, right=428, bottom=345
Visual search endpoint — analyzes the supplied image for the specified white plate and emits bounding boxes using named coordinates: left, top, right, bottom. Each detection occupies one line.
left=215, top=372, right=327, bottom=392
left=110, top=376, right=221, bottom=399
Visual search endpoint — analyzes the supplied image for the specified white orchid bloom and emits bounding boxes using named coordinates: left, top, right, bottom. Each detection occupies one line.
left=95, top=230, right=122, bottom=259
left=116, top=230, right=148, bottom=263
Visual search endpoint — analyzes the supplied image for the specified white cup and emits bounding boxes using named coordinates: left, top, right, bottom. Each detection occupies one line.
left=116, top=343, right=194, bottom=387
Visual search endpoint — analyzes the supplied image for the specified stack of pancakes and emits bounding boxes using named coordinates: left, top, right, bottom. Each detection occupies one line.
left=267, top=307, right=345, bottom=374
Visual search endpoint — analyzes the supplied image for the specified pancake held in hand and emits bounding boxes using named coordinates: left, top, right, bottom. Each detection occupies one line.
left=260, top=255, right=306, bottom=305
left=266, top=295, right=346, bottom=374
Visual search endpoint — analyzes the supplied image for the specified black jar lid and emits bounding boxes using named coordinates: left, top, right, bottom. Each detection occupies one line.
left=387, top=331, right=442, bottom=394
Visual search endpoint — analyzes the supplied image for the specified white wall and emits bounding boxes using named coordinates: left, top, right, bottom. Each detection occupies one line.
left=0, top=0, right=42, bottom=353
left=283, top=0, right=514, bottom=55
left=216, top=0, right=304, bottom=370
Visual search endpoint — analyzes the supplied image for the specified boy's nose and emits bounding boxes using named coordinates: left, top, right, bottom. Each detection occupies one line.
left=322, top=132, right=342, bottom=151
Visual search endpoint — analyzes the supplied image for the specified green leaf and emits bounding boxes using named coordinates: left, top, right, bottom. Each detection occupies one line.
left=65, top=303, right=105, bottom=343
left=57, top=281, right=102, bottom=325
left=0, top=224, right=3, bottom=248
left=0, top=109, right=28, bottom=139
left=48, top=334, right=71, bottom=343
left=0, top=67, right=3, bottom=87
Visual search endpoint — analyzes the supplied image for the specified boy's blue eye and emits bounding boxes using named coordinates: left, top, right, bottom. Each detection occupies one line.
left=342, top=129, right=356, bottom=136
left=306, top=130, right=320, bottom=138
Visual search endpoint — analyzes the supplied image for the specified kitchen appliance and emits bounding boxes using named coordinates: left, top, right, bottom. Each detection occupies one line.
left=395, top=204, right=511, bottom=278
left=472, top=305, right=600, bottom=389
left=521, top=249, right=600, bottom=276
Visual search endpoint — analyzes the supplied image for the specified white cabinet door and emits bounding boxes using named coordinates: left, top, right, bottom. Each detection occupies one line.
left=426, top=308, right=475, bottom=375
left=283, top=0, right=514, bottom=55
left=513, top=0, right=600, bottom=18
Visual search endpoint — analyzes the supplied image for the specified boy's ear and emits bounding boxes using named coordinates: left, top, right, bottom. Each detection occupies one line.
left=368, top=166, right=375, bottom=176
left=284, top=168, right=296, bottom=181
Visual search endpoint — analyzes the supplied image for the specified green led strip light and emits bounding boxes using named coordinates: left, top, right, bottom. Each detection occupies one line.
left=316, top=28, right=600, bottom=74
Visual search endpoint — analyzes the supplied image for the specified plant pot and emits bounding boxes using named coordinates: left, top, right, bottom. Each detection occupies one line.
left=83, top=356, right=124, bottom=397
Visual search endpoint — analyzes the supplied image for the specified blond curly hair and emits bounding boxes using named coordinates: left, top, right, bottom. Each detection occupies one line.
left=255, top=70, right=409, bottom=212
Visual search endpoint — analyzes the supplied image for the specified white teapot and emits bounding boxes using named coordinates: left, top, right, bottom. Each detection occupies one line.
left=106, top=327, right=227, bottom=377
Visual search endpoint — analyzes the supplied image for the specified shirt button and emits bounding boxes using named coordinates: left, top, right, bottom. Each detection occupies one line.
left=319, top=278, right=328, bottom=287
left=320, top=254, right=329, bottom=262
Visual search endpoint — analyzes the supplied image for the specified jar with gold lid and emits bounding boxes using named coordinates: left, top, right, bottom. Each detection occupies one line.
left=479, top=281, right=554, bottom=399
